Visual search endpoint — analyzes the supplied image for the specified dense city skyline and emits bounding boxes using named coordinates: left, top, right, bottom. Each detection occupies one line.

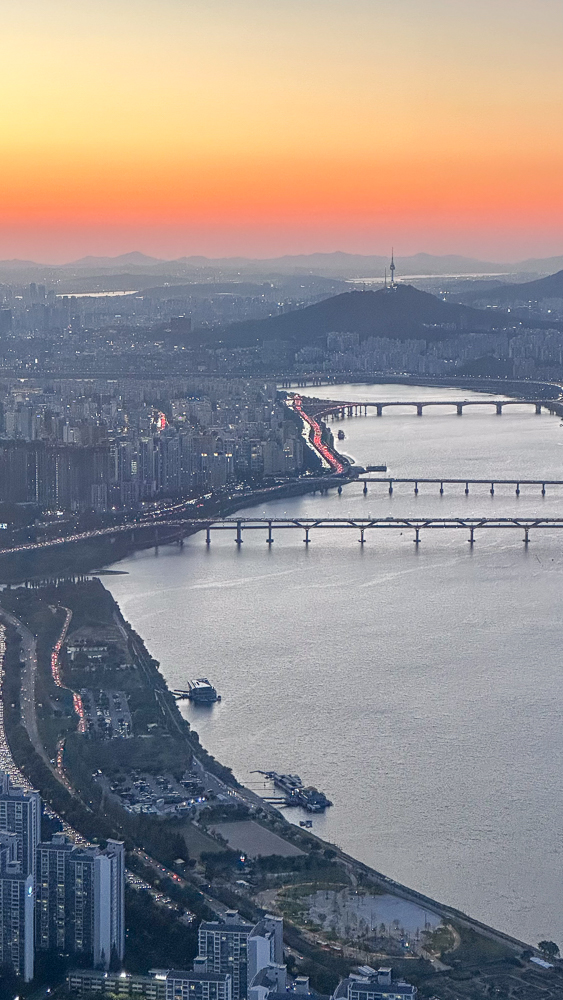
left=2, top=0, right=563, bottom=261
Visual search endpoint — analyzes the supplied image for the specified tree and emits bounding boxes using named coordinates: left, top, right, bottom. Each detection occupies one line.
left=538, top=940, right=560, bottom=960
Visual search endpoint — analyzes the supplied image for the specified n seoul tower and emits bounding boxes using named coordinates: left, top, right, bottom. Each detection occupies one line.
left=389, top=248, right=396, bottom=287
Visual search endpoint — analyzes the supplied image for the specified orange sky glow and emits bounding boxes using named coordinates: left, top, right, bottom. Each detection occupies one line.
left=2, top=0, right=563, bottom=262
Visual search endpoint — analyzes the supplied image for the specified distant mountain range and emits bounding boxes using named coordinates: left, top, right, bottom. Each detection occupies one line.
left=3, top=250, right=563, bottom=281
left=206, top=284, right=516, bottom=348
left=60, top=250, right=563, bottom=277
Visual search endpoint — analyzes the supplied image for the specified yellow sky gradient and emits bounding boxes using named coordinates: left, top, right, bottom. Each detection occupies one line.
left=2, top=0, right=563, bottom=260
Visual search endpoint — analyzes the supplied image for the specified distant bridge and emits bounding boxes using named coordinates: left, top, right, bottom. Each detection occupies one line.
left=354, top=477, right=563, bottom=496
left=317, top=399, right=563, bottom=418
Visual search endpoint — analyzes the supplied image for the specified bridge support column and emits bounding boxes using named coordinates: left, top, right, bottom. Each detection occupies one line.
left=523, top=527, right=530, bottom=545
left=388, top=479, right=393, bottom=495
left=303, top=528, right=310, bottom=545
left=496, top=403, right=503, bottom=414
left=414, top=481, right=418, bottom=495
left=457, top=404, right=463, bottom=415
left=468, top=526, right=475, bottom=546
left=236, top=521, right=243, bottom=546
left=515, top=483, right=520, bottom=496
left=465, top=481, right=469, bottom=495
left=359, top=528, right=365, bottom=545
left=536, top=403, right=542, bottom=414
left=542, top=483, right=546, bottom=496
left=376, top=404, right=383, bottom=417
left=490, top=483, right=495, bottom=495
left=267, top=521, right=274, bottom=545
left=363, top=483, right=368, bottom=495
left=178, top=533, right=184, bottom=548
left=413, top=527, right=421, bottom=545
left=154, top=527, right=159, bottom=551
left=440, top=482, right=444, bottom=495
left=417, top=404, right=423, bottom=416
left=338, top=485, right=342, bottom=494
left=206, top=527, right=211, bottom=546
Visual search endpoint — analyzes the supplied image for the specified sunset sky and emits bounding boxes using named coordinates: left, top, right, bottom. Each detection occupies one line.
left=2, top=0, right=563, bottom=262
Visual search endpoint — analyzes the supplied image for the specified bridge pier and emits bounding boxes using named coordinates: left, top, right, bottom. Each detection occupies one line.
left=542, top=483, right=546, bottom=496
left=523, top=527, right=530, bottom=545
left=376, top=404, right=383, bottom=417
left=468, top=526, right=475, bottom=546
left=536, top=403, right=542, bottom=414
left=515, top=483, right=520, bottom=496
left=388, top=480, right=393, bottom=495
left=416, top=404, right=423, bottom=416
left=465, top=482, right=469, bottom=495
left=206, top=527, right=211, bottom=545
left=303, top=528, right=310, bottom=545
left=414, top=481, right=418, bottom=495
left=267, top=521, right=274, bottom=545
left=457, top=404, right=463, bottom=415
left=440, top=482, right=444, bottom=494
left=496, top=403, right=503, bottom=414
left=490, top=483, right=495, bottom=495
left=363, top=483, right=368, bottom=495
left=236, top=521, right=243, bottom=546
left=338, top=485, right=342, bottom=494
left=359, top=528, right=365, bottom=545
left=413, top=527, right=421, bottom=545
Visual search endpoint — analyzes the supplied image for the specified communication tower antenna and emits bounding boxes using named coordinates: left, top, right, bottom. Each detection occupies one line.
left=390, top=248, right=396, bottom=287
left=384, top=267, right=387, bottom=289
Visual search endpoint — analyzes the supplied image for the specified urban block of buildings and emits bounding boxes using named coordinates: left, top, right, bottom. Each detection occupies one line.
left=0, top=771, right=124, bottom=981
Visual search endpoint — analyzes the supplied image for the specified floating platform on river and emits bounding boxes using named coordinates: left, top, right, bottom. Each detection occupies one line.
left=253, top=770, right=333, bottom=812
left=173, top=678, right=221, bottom=704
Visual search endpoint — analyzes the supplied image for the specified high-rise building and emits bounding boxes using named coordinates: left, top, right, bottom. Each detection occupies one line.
left=247, top=915, right=284, bottom=986
left=166, top=970, right=232, bottom=1000
left=96, top=838, right=125, bottom=968
left=36, top=835, right=124, bottom=969
left=198, top=911, right=253, bottom=1000
left=0, top=835, right=34, bottom=981
left=0, top=772, right=41, bottom=878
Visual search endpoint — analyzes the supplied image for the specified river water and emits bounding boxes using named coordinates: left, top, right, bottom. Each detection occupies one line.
left=106, top=384, right=563, bottom=947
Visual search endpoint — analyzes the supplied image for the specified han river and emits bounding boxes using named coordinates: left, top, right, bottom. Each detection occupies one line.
left=106, top=384, right=563, bottom=947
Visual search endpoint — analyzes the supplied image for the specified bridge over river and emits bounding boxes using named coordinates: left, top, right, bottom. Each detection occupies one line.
left=316, top=398, right=563, bottom=418
left=196, top=515, right=563, bottom=547
left=5, top=515, right=563, bottom=559
left=354, top=477, right=563, bottom=496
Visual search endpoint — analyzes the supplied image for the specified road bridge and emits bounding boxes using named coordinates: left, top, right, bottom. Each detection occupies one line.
left=354, top=477, right=563, bottom=496
left=4, top=514, right=563, bottom=559
left=317, top=399, right=563, bottom=418
left=194, top=515, right=563, bottom=547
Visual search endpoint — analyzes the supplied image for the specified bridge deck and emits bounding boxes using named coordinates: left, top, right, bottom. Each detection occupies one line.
left=4, top=515, right=563, bottom=559
left=357, top=477, right=563, bottom=485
